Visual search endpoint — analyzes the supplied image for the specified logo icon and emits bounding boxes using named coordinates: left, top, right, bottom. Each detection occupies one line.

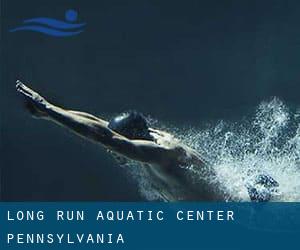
left=9, top=9, right=85, bottom=37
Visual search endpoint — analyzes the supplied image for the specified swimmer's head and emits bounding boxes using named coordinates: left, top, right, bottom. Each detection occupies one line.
left=108, top=111, right=153, bottom=141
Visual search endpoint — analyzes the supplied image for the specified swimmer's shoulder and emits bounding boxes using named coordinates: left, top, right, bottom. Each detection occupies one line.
left=167, top=143, right=206, bottom=167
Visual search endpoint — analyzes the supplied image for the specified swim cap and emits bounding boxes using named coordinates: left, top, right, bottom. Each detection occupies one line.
left=108, top=111, right=153, bottom=141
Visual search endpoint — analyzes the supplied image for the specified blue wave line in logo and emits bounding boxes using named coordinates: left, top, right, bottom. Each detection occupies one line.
left=9, top=26, right=84, bottom=37
left=23, top=18, right=85, bottom=29
left=9, top=9, right=85, bottom=37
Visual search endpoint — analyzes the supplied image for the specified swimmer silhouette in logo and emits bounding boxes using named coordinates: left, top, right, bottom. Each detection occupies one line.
left=10, top=9, right=85, bottom=37
left=15, top=80, right=279, bottom=201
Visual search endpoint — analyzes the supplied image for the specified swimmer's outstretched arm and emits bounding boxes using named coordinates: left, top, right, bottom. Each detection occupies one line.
left=16, top=81, right=176, bottom=165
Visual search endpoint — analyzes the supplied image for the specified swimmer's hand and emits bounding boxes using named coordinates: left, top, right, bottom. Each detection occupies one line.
left=16, top=80, right=49, bottom=118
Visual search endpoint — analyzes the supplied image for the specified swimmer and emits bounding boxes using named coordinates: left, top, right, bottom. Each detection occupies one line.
left=16, top=80, right=278, bottom=201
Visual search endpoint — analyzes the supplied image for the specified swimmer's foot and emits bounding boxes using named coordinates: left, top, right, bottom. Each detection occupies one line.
left=246, top=174, right=279, bottom=202
left=16, top=80, right=49, bottom=118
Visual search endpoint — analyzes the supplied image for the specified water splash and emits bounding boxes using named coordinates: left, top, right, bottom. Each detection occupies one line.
left=124, top=98, right=300, bottom=201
